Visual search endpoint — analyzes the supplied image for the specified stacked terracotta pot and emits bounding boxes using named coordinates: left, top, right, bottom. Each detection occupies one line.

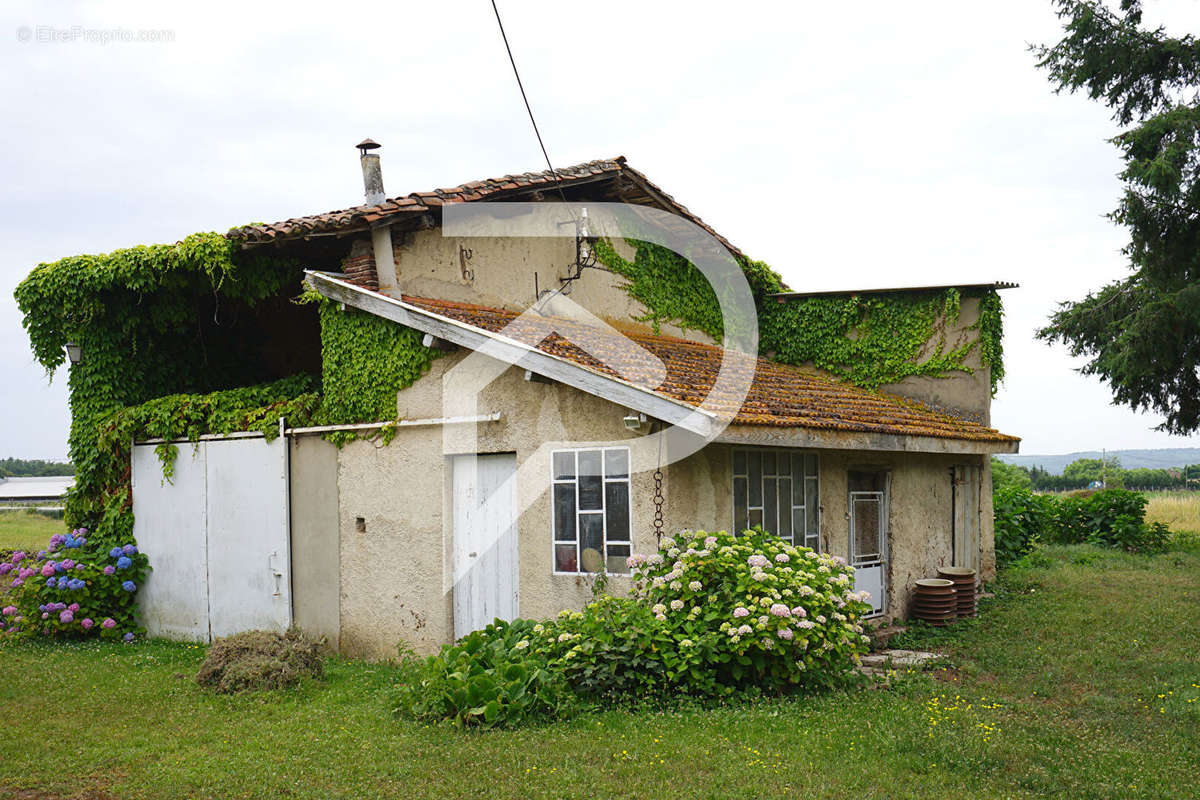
left=911, top=578, right=957, bottom=626
left=938, top=566, right=978, bottom=618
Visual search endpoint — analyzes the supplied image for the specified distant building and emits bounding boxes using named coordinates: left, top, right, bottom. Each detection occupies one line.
left=0, top=476, right=73, bottom=507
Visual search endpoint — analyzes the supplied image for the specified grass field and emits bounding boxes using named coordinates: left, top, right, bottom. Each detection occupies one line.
left=1144, top=490, right=1200, bottom=534
left=0, top=509, right=64, bottom=553
left=2, top=541, right=1198, bottom=800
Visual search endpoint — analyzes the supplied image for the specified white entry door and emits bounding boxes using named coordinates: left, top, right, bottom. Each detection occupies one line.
left=132, top=435, right=292, bottom=641
left=452, top=453, right=519, bottom=638
left=849, top=489, right=887, bottom=617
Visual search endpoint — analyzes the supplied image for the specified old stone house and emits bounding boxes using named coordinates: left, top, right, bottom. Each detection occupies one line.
left=132, top=148, right=1019, bottom=657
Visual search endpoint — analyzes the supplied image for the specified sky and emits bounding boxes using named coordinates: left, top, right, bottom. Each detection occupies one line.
left=3, top=0, right=1200, bottom=461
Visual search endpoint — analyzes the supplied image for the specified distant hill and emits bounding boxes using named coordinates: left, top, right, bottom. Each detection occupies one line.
left=996, top=448, right=1200, bottom=476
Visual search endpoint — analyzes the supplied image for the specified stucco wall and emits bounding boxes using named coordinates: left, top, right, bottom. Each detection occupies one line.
left=288, top=436, right=340, bottom=648
left=879, top=296, right=991, bottom=424
left=664, top=444, right=993, bottom=623
left=333, top=366, right=995, bottom=658
left=374, top=231, right=706, bottom=343
left=336, top=352, right=661, bottom=658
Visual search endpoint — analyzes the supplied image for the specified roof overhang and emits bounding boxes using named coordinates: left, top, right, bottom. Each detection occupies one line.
left=304, top=270, right=718, bottom=437
left=715, top=423, right=1019, bottom=455
left=769, top=282, right=1019, bottom=301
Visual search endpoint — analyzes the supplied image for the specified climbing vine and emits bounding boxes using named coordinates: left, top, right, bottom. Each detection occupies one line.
left=597, top=238, right=1005, bottom=396
left=593, top=238, right=784, bottom=340
left=14, top=232, right=309, bottom=539
left=302, top=290, right=443, bottom=446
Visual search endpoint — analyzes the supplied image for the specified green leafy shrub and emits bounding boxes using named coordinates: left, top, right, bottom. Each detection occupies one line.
left=993, top=486, right=1054, bottom=567
left=196, top=629, right=324, bottom=693
left=1, top=528, right=147, bottom=641
left=1049, top=489, right=1169, bottom=552
left=394, top=619, right=578, bottom=728
left=994, top=488, right=1169, bottom=561
left=396, top=529, right=871, bottom=727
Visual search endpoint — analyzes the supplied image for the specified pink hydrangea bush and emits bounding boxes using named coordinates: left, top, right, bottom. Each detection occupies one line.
left=0, top=529, right=148, bottom=642
left=627, top=528, right=872, bottom=692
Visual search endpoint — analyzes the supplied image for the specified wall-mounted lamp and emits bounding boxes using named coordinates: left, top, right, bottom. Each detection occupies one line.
left=623, top=411, right=647, bottom=432
left=64, top=342, right=82, bottom=365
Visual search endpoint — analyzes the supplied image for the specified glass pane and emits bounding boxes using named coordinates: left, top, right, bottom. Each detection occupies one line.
left=579, top=514, right=604, bottom=572
left=778, top=453, right=791, bottom=477
left=763, top=451, right=776, bottom=476
left=792, top=460, right=804, bottom=506
left=606, top=554, right=630, bottom=574
left=778, top=479, right=792, bottom=540
left=606, top=543, right=630, bottom=574
left=852, top=497, right=881, bottom=560
left=733, top=476, right=747, bottom=533
left=805, top=478, right=819, bottom=536
left=805, top=454, right=818, bottom=478
left=748, top=451, right=762, bottom=506
left=763, top=478, right=778, bottom=535
left=733, top=449, right=747, bottom=476
left=555, top=543, right=578, bottom=573
left=553, top=451, right=575, bottom=481
left=792, top=508, right=805, bottom=545
left=749, top=508, right=763, bottom=530
left=578, top=449, right=602, bottom=476
left=553, top=484, right=576, bottom=542
left=604, top=448, right=629, bottom=479
left=605, top=482, right=630, bottom=542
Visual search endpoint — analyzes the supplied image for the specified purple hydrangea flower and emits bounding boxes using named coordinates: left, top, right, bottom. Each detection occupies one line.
left=101, top=618, right=116, bottom=629
left=40, top=563, right=55, bottom=577
left=122, top=544, right=137, bottom=555
left=11, top=552, right=25, bottom=563
left=77, top=528, right=88, bottom=535
left=123, top=632, right=135, bottom=642
left=67, top=603, right=79, bottom=613
left=41, top=612, right=49, bottom=620
left=11, top=578, right=24, bottom=587
left=80, top=618, right=94, bottom=630
left=1, top=606, right=15, bottom=616
left=122, top=581, right=136, bottom=592
left=59, top=610, right=74, bottom=623
left=109, top=548, right=122, bottom=559
left=0, top=564, right=10, bottom=575
left=116, top=557, right=132, bottom=570
left=60, top=559, right=74, bottom=570
left=103, top=565, right=115, bottom=575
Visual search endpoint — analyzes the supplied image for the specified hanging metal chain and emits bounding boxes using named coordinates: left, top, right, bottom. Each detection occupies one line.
left=652, top=427, right=665, bottom=544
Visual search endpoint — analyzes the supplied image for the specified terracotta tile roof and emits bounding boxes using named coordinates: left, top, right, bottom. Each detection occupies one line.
left=226, top=157, right=744, bottom=258
left=401, top=294, right=1019, bottom=444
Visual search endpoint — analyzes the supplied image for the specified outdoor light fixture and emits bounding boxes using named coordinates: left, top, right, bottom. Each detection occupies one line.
left=576, top=207, right=596, bottom=269
left=623, top=411, right=647, bottom=432
left=64, top=342, right=82, bottom=364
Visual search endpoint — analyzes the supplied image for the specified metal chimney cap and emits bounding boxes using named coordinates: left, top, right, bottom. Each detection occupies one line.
left=356, top=138, right=381, bottom=154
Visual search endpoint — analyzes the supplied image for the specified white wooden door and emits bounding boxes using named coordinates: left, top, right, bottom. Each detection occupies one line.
left=850, top=491, right=887, bottom=617
left=953, top=464, right=982, bottom=575
left=132, top=435, right=292, bottom=641
left=205, top=436, right=292, bottom=637
left=452, top=453, right=519, bottom=638
left=132, top=443, right=209, bottom=641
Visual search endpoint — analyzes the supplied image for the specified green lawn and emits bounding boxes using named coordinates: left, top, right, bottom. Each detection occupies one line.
left=2, top=540, right=1198, bottom=800
left=0, top=509, right=64, bottom=553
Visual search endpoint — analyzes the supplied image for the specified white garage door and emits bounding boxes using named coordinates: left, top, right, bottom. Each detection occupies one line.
left=132, top=435, right=292, bottom=641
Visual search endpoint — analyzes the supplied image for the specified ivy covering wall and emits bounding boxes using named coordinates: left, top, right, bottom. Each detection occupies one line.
left=596, top=238, right=1005, bottom=395
left=14, top=232, right=311, bottom=543
left=303, top=290, right=443, bottom=446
